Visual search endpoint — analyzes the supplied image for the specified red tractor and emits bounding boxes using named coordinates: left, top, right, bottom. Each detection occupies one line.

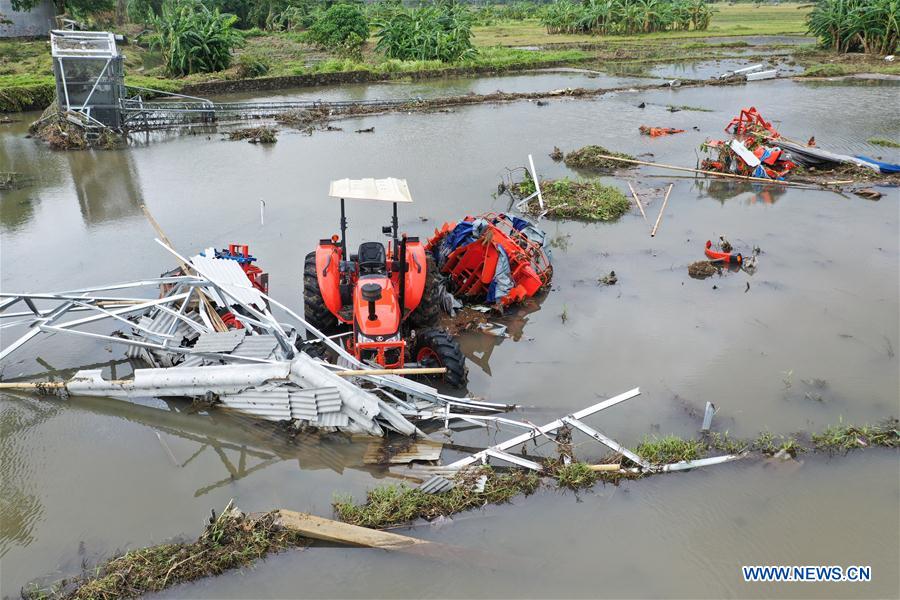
left=303, top=178, right=467, bottom=388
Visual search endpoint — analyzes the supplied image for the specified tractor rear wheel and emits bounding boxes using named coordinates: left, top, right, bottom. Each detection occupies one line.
left=407, top=255, right=442, bottom=328
left=413, top=328, right=467, bottom=389
left=303, top=251, right=339, bottom=334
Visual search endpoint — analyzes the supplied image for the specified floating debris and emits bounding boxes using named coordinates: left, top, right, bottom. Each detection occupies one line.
left=688, top=260, right=721, bottom=279
left=227, top=126, right=277, bottom=144
left=564, top=145, right=636, bottom=171
left=427, top=213, right=552, bottom=307
left=511, top=177, right=630, bottom=222
left=639, top=126, right=685, bottom=137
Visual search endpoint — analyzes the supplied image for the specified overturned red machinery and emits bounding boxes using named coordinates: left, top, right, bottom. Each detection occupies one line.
left=426, top=213, right=552, bottom=306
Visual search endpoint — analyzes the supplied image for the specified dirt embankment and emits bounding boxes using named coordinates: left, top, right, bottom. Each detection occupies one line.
left=178, top=57, right=592, bottom=97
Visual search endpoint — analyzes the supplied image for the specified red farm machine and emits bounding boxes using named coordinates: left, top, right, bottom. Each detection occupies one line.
left=303, top=178, right=467, bottom=388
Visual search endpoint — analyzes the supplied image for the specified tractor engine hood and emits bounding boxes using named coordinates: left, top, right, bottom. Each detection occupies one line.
left=354, top=276, right=401, bottom=338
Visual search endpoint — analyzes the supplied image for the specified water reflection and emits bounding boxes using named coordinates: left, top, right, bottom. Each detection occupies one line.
left=701, top=179, right=788, bottom=205
left=458, top=294, right=546, bottom=376
left=0, top=397, right=60, bottom=557
left=66, top=150, right=144, bottom=225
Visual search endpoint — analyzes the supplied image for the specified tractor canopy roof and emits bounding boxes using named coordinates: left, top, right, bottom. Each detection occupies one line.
left=328, top=178, right=412, bottom=204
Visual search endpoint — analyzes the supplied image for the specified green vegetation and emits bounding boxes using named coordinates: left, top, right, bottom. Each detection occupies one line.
left=807, top=0, right=899, bottom=55
left=564, top=144, right=635, bottom=170
left=307, top=3, right=369, bottom=57
left=149, top=0, right=243, bottom=76
left=541, top=0, right=712, bottom=35
left=554, top=462, right=598, bottom=489
left=811, top=420, right=899, bottom=453
left=514, top=177, right=631, bottom=222
left=0, top=74, right=54, bottom=112
left=41, top=506, right=305, bottom=600
left=375, top=4, right=476, bottom=62
left=334, top=467, right=540, bottom=529
left=869, top=137, right=900, bottom=148
left=635, top=435, right=704, bottom=463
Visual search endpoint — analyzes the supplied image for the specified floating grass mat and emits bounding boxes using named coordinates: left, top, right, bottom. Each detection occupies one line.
left=564, top=145, right=636, bottom=171
left=635, top=435, right=705, bottom=463
left=334, top=467, right=540, bottom=530
left=512, top=177, right=630, bottom=222
left=868, top=137, right=900, bottom=149
left=29, top=503, right=307, bottom=600
left=227, top=125, right=278, bottom=144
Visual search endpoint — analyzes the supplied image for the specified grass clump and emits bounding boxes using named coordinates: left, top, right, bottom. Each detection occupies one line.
left=554, top=462, right=598, bottom=489
left=227, top=125, right=278, bottom=144
left=810, top=419, right=899, bottom=454
left=333, top=467, right=539, bottom=529
left=869, top=137, right=900, bottom=149
left=513, top=177, right=630, bottom=222
left=635, top=435, right=704, bottom=464
left=802, top=63, right=847, bottom=77
left=32, top=504, right=307, bottom=600
left=564, top=145, right=635, bottom=171
left=668, top=104, right=713, bottom=112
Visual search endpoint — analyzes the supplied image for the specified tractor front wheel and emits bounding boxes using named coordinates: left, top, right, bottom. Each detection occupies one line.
left=413, top=328, right=467, bottom=389
left=303, top=251, right=339, bottom=335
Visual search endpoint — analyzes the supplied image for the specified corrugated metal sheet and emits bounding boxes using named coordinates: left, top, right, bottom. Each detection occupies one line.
left=290, top=387, right=341, bottom=413
left=192, top=330, right=247, bottom=353
left=419, top=475, right=456, bottom=494
left=220, top=389, right=291, bottom=421
left=190, top=255, right=266, bottom=308
left=231, top=335, right=278, bottom=360
left=314, top=412, right=350, bottom=427
left=288, top=393, right=318, bottom=420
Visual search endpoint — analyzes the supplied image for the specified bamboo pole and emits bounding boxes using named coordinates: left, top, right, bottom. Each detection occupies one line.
left=650, top=184, right=673, bottom=238
left=587, top=463, right=622, bottom=472
left=140, top=204, right=228, bottom=332
left=627, top=182, right=647, bottom=222
left=587, top=154, right=820, bottom=189
left=333, top=367, right=447, bottom=377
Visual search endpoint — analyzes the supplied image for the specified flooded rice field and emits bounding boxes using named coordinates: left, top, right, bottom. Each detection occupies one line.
left=1, top=69, right=898, bottom=598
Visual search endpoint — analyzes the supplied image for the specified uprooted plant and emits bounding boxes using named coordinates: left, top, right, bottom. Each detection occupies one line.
left=511, top=176, right=631, bottom=222
left=29, top=501, right=307, bottom=600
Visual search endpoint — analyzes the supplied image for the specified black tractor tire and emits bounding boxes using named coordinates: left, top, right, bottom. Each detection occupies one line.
left=407, top=254, right=442, bottom=328
left=303, top=251, right=339, bottom=335
left=413, top=328, right=468, bottom=389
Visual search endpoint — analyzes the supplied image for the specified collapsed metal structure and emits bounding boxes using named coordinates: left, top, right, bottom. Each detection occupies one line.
left=47, top=29, right=418, bottom=137
left=0, top=238, right=508, bottom=437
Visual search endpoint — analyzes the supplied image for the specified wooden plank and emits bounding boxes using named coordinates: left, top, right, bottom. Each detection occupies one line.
left=275, top=510, right=432, bottom=550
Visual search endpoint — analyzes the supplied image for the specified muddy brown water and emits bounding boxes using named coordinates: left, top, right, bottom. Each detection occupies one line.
left=1, top=69, right=898, bottom=598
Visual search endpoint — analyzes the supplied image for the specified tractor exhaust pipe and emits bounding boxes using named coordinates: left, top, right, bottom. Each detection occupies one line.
left=361, top=283, right=382, bottom=322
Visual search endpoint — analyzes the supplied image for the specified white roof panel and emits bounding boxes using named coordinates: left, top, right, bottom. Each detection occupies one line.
left=328, top=178, right=412, bottom=203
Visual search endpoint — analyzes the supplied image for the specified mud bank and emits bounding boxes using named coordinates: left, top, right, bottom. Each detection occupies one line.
left=180, top=58, right=594, bottom=99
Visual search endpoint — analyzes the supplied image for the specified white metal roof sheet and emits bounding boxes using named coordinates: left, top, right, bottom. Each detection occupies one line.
left=328, top=178, right=412, bottom=203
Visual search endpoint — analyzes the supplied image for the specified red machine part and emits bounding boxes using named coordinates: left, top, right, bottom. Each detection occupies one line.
left=426, top=213, right=552, bottom=306
left=725, top=107, right=779, bottom=139
left=705, top=240, right=743, bottom=264
left=225, top=243, right=269, bottom=294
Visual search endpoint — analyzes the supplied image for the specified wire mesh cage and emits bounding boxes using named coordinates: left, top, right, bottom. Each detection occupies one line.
left=50, top=30, right=126, bottom=128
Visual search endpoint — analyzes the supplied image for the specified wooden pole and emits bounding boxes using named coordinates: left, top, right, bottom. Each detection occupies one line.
left=587, top=154, right=819, bottom=189
left=627, top=182, right=647, bottom=222
left=140, top=204, right=228, bottom=332
left=650, top=184, right=673, bottom=237
left=333, top=367, right=447, bottom=377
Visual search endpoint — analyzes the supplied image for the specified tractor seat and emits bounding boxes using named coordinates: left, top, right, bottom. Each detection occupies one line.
left=358, top=242, right=386, bottom=275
